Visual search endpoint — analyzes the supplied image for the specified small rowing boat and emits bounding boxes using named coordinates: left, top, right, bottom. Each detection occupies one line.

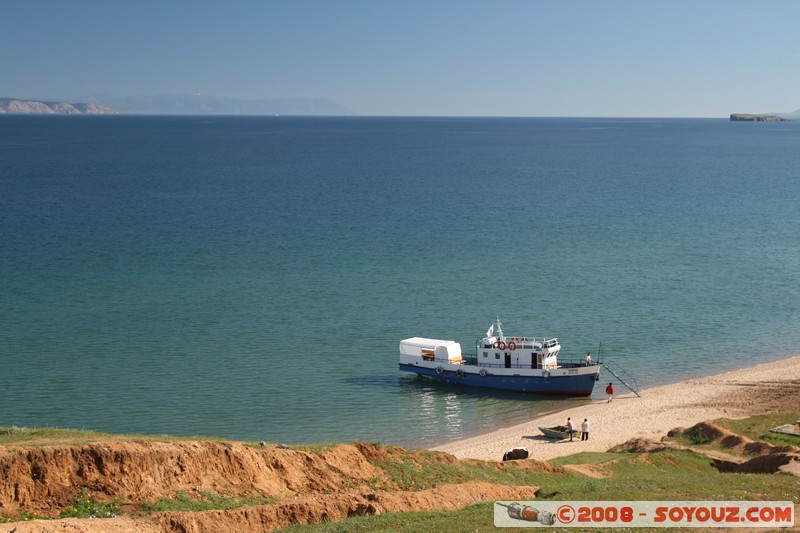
left=538, top=424, right=582, bottom=440
left=769, top=421, right=800, bottom=438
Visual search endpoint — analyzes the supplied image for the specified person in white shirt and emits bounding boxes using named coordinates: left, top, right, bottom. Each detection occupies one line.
left=581, top=418, right=589, bottom=440
left=566, top=417, right=575, bottom=441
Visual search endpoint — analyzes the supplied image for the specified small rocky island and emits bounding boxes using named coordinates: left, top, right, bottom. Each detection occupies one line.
left=730, top=113, right=790, bottom=122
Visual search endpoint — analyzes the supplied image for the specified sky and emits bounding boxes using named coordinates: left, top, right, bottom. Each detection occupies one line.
left=2, top=0, right=799, bottom=117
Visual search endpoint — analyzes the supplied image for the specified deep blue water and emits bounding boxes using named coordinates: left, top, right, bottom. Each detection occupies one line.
left=1, top=115, right=799, bottom=447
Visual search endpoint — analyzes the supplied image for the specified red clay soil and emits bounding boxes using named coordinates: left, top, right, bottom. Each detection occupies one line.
left=607, top=438, right=672, bottom=454
left=0, top=440, right=545, bottom=532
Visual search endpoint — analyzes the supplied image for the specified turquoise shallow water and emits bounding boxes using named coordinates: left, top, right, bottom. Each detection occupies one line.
left=1, top=116, right=799, bottom=447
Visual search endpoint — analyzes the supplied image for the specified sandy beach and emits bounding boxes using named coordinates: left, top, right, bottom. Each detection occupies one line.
left=432, top=355, right=800, bottom=462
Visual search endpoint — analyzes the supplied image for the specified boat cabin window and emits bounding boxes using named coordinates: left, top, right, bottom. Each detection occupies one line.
left=482, top=352, right=488, bottom=358
left=495, top=353, right=500, bottom=360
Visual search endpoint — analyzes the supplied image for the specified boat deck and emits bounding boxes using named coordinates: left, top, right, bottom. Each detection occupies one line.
left=460, top=355, right=594, bottom=370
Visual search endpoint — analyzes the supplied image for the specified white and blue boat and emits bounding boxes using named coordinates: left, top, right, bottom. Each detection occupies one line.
left=399, top=319, right=601, bottom=396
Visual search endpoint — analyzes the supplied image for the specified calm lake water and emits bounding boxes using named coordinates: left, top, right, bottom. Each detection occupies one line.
left=1, top=115, right=799, bottom=447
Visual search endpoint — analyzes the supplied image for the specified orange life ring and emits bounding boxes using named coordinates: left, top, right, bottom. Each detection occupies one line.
left=508, top=342, right=517, bottom=351
left=497, top=341, right=506, bottom=350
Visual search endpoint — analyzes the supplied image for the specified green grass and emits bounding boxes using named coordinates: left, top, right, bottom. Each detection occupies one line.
left=0, top=425, right=339, bottom=451
left=371, top=449, right=554, bottom=492
left=0, top=511, right=42, bottom=524
left=284, top=443, right=339, bottom=453
left=549, top=449, right=798, bottom=500
left=0, top=489, right=122, bottom=523
left=59, top=488, right=122, bottom=519
left=275, top=503, right=496, bottom=533
left=3, top=415, right=799, bottom=531
left=374, top=455, right=475, bottom=490
left=141, top=490, right=278, bottom=513
left=273, top=502, right=702, bottom=533
left=0, top=425, right=231, bottom=447
left=714, top=413, right=800, bottom=448
left=0, top=426, right=112, bottom=446
left=278, top=446, right=800, bottom=532
left=664, top=413, right=800, bottom=456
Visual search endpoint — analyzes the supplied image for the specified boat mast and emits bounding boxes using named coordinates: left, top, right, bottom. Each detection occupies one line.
left=496, top=317, right=505, bottom=342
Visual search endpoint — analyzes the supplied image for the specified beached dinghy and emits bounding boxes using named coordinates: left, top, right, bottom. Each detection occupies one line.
left=769, top=421, right=800, bottom=438
left=538, top=424, right=581, bottom=440
left=399, top=318, right=601, bottom=396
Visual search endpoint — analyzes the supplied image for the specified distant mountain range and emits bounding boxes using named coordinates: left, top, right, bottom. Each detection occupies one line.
left=4, top=95, right=799, bottom=118
left=0, top=97, right=115, bottom=114
left=83, top=93, right=354, bottom=115
left=0, top=94, right=353, bottom=116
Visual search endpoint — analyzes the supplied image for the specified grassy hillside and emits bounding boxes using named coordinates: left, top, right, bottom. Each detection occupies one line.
left=1, top=414, right=798, bottom=532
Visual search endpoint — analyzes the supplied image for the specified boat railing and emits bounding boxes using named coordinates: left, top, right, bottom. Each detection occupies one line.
left=427, top=357, right=528, bottom=369
left=464, top=358, right=600, bottom=370
left=504, top=336, right=558, bottom=346
left=467, top=362, right=556, bottom=370
left=559, top=358, right=599, bottom=368
left=429, top=355, right=594, bottom=370
left=475, top=337, right=560, bottom=350
left=427, top=356, right=470, bottom=365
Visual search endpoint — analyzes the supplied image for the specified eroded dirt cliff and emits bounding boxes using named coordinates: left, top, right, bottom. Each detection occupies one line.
left=0, top=440, right=547, bottom=532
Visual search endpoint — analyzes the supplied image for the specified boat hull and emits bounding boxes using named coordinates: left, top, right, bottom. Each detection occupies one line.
left=399, top=363, right=598, bottom=396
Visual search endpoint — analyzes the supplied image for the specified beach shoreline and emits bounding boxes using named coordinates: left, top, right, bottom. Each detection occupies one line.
left=431, top=354, right=800, bottom=462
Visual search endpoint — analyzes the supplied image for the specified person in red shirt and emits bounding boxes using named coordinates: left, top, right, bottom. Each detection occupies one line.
left=605, top=383, right=614, bottom=403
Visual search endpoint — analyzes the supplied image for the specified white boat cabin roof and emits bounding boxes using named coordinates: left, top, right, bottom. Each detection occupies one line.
left=400, top=337, right=459, bottom=349
left=399, top=337, right=463, bottom=360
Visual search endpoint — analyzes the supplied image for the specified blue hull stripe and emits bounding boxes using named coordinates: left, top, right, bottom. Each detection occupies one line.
left=399, top=364, right=596, bottom=396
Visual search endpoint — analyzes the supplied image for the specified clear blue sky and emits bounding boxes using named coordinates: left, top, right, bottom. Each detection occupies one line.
left=3, top=0, right=798, bottom=117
